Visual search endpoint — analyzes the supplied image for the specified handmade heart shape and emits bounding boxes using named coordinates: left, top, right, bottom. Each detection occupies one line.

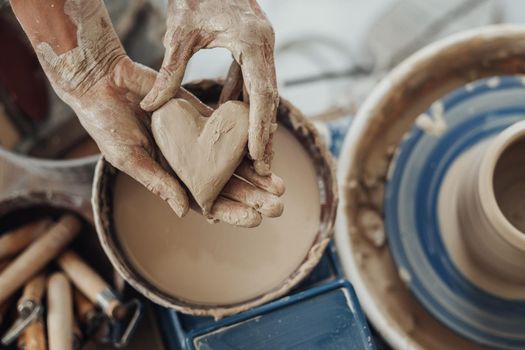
left=152, top=98, right=249, bottom=213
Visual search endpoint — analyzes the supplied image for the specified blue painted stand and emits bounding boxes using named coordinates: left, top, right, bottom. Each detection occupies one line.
left=156, top=243, right=375, bottom=350
left=188, top=280, right=373, bottom=350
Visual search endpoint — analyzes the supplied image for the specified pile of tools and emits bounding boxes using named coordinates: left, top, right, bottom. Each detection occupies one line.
left=0, top=215, right=141, bottom=349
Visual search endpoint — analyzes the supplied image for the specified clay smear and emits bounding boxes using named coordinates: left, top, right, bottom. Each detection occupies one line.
left=35, top=0, right=123, bottom=99
left=494, top=138, right=525, bottom=233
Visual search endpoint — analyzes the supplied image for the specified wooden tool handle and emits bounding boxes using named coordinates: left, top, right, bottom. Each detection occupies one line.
left=18, top=319, right=47, bottom=350
left=73, top=289, right=94, bottom=321
left=47, top=273, right=73, bottom=350
left=19, top=274, right=46, bottom=306
left=58, top=251, right=119, bottom=316
left=0, top=259, right=12, bottom=324
left=0, top=220, right=51, bottom=260
left=0, top=215, right=81, bottom=306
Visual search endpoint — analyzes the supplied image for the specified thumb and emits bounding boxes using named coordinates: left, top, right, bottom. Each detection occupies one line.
left=106, top=145, right=189, bottom=217
left=140, top=30, right=200, bottom=112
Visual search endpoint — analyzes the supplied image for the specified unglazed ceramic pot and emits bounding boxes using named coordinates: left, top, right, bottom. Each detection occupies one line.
left=336, top=25, right=525, bottom=350
left=458, top=121, right=525, bottom=283
left=0, top=5, right=99, bottom=186
left=0, top=131, right=95, bottom=216
left=93, top=80, right=338, bottom=318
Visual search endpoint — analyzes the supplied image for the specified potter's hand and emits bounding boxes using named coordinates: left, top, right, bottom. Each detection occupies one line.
left=59, top=56, right=284, bottom=226
left=10, top=0, right=283, bottom=227
left=88, top=59, right=284, bottom=227
left=141, top=0, right=278, bottom=176
left=51, top=54, right=283, bottom=226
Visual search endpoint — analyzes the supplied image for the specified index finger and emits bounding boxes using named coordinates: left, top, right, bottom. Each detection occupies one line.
left=239, top=47, right=279, bottom=176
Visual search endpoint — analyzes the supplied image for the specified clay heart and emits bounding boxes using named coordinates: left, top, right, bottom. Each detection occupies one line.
left=152, top=98, right=249, bottom=213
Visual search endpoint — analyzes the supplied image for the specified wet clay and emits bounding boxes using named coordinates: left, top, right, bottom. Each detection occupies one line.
left=152, top=99, right=249, bottom=213
left=494, top=138, right=525, bottom=233
left=439, top=139, right=525, bottom=298
left=113, top=127, right=320, bottom=305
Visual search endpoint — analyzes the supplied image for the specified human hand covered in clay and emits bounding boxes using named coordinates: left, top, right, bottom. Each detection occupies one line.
left=10, top=0, right=283, bottom=227
left=141, top=0, right=279, bottom=176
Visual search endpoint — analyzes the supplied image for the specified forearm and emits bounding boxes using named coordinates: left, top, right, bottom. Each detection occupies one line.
left=10, top=0, right=77, bottom=55
left=9, top=0, right=125, bottom=100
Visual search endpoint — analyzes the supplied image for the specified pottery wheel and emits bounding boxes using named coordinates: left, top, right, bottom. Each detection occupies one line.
left=384, top=76, right=525, bottom=349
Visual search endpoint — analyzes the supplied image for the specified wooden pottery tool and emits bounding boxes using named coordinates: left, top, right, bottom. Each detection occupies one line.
left=2, top=273, right=46, bottom=346
left=0, top=220, right=51, bottom=260
left=17, top=316, right=47, bottom=350
left=57, top=251, right=142, bottom=347
left=0, top=215, right=81, bottom=306
left=47, top=273, right=73, bottom=350
left=73, top=289, right=103, bottom=338
left=0, top=259, right=12, bottom=325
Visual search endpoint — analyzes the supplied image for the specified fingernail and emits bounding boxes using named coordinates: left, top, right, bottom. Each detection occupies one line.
left=168, top=198, right=188, bottom=217
left=254, top=160, right=271, bottom=176
left=270, top=174, right=286, bottom=196
left=260, top=197, right=284, bottom=217
left=240, top=210, right=262, bottom=228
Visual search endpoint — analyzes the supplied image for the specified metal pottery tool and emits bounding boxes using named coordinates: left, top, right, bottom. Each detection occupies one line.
left=0, top=215, right=80, bottom=306
left=1, top=274, right=46, bottom=346
left=73, top=289, right=112, bottom=345
left=57, top=251, right=142, bottom=347
left=73, top=289, right=104, bottom=339
left=17, top=316, right=46, bottom=350
left=47, top=272, right=73, bottom=350
left=0, top=220, right=51, bottom=260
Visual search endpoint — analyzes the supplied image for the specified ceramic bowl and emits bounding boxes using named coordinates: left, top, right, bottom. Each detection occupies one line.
left=93, top=80, right=338, bottom=317
left=0, top=6, right=99, bottom=185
